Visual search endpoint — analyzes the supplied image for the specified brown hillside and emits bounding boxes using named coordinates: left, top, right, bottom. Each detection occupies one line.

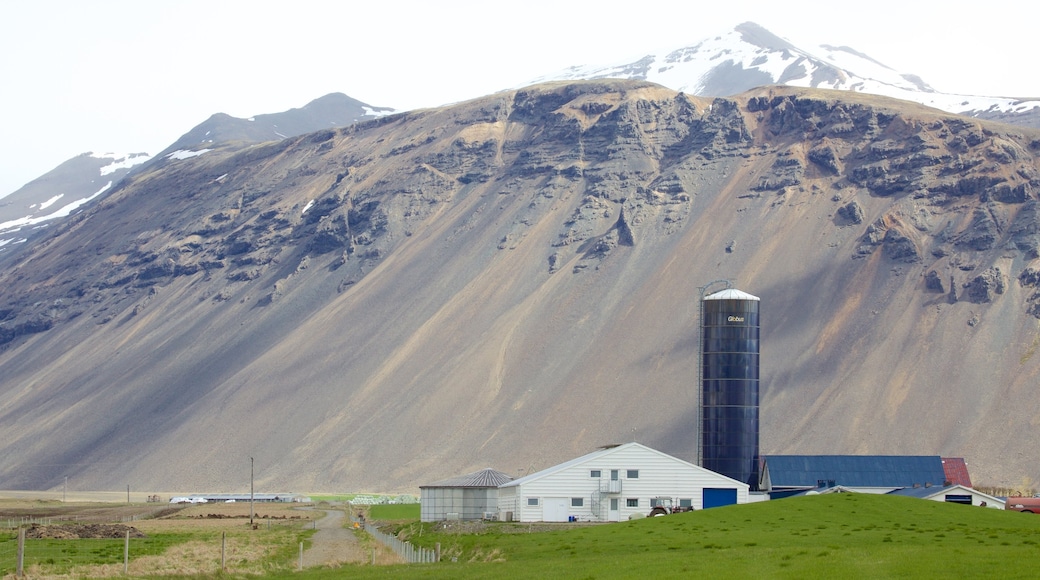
left=0, top=81, right=1038, bottom=493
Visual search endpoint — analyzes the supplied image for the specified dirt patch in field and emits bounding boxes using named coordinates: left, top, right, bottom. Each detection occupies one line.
left=171, top=502, right=309, bottom=519
left=0, top=498, right=179, bottom=521
left=23, top=523, right=147, bottom=539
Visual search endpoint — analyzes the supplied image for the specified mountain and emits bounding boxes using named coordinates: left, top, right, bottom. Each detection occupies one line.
left=0, top=152, right=151, bottom=247
left=0, top=93, right=395, bottom=251
left=1, top=81, right=1039, bottom=495
left=532, top=22, right=1040, bottom=128
left=152, top=92, right=395, bottom=160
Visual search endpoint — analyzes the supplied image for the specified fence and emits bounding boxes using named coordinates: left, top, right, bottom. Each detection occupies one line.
left=1, top=521, right=301, bottom=577
left=0, top=528, right=134, bottom=578
left=2, top=506, right=172, bottom=529
left=1, top=515, right=147, bottom=529
left=1, top=509, right=439, bottom=576
left=349, top=514, right=439, bottom=564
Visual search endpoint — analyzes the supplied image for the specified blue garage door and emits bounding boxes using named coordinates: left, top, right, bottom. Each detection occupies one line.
left=703, top=488, right=737, bottom=509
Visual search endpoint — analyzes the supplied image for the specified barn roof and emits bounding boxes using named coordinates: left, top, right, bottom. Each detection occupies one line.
left=762, top=455, right=948, bottom=489
left=887, top=484, right=959, bottom=499
left=887, top=484, right=1003, bottom=505
left=499, top=441, right=747, bottom=489
left=941, top=457, right=972, bottom=487
left=421, top=468, right=514, bottom=489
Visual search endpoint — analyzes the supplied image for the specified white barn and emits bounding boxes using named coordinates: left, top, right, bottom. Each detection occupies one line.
left=888, top=484, right=1005, bottom=508
left=497, top=442, right=750, bottom=522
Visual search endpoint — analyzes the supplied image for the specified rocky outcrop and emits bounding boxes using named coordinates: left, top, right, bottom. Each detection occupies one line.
left=962, top=268, right=1006, bottom=303
left=752, top=155, right=803, bottom=191
left=954, top=207, right=1002, bottom=251
left=836, top=200, right=864, bottom=225
left=924, top=270, right=945, bottom=293
left=0, top=317, right=53, bottom=346
left=882, top=227, right=921, bottom=263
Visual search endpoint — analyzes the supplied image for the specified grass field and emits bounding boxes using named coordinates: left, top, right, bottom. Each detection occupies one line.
left=4, top=493, right=1040, bottom=578
left=368, top=503, right=420, bottom=521
left=0, top=500, right=316, bottom=577
left=290, top=493, right=1040, bottom=579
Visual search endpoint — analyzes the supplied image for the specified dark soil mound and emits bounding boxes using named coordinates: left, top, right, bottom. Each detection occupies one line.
left=24, top=523, right=147, bottom=539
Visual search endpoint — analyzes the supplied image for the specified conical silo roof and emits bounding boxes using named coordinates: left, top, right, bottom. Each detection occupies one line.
left=704, top=288, right=759, bottom=301
left=421, top=468, right=514, bottom=488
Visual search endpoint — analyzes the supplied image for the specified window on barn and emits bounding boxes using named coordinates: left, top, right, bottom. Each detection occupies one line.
left=571, top=497, right=584, bottom=507
left=590, top=470, right=601, bottom=478
left=679, top=498, right=693, bottom=508
left=527, top=498, right=539, bottom=506
left=627, top=470, right=639, bottom=479
left=626, top=498, right=639, bottom=508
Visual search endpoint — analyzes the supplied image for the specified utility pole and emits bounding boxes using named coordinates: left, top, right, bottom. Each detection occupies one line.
left=250, top=457, right=254, bottom=527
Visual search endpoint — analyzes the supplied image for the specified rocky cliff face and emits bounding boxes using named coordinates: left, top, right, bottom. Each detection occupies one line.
left=1, top=81, right=1038, bottom=493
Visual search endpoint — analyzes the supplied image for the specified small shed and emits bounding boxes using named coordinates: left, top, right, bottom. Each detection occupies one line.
left=888, top=484, right=1004, bottom=508
left=420, top=468, right=514, bottom=522
left=497, top=442, right=750, bottom=523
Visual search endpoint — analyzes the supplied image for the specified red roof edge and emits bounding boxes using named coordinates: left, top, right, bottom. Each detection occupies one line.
left=941, top=457, right=972, bottom=488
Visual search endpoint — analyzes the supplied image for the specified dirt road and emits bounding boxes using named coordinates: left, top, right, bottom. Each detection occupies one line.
left=300, top=508, right=366, bottom=568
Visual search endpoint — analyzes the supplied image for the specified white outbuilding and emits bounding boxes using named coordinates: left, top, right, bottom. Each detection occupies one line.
left=497, top=442, right=751, bottom=522
left=887, top=484, right=1005, bottom=508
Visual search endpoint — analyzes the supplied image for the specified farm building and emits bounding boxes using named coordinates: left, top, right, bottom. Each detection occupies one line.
left=420, top=468, right=514, bottom=522
left=888, top=484, right=1004, bottom=508
left=760, top=455, right=952, bottom=496
left=168, top=493, right=309, bottom=504
left=497, top=442, right=750, bottom=522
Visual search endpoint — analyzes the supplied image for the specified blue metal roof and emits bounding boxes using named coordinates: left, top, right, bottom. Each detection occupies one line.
left=887, top=485, right=956, bottom=499
left=763, top=455, right=947, bottom=489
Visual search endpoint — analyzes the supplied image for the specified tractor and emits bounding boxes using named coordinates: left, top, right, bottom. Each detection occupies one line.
left=648, top=497, right=694, bottom=516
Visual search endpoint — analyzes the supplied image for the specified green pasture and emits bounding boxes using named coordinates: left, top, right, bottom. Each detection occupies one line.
left=292, top=493, right=1040, bottom=579
left=0, top=532, right=192, bottom=575
left=0, top=527, right=312, bottom=577
left=4, top=493, right=1039, bottom=578
left=368, top=503, right=421, bottom=520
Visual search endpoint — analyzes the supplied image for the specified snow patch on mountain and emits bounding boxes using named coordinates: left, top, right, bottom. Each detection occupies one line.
left=166, top=149, right=211, bottom=160
left=531, top=22, right=1039, bottom=118
left=35, top=194, right=64, bottom=210
left=0, top=182, right=112, bottom=247
left=94, top=152, right=152, bottom=176
left=1, top=182, right=111, bottom=228
left=362, top=106, right=394, bottom=117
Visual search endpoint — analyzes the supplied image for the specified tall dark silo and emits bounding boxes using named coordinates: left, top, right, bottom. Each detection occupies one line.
left=700, top=288, right=760, bottom=490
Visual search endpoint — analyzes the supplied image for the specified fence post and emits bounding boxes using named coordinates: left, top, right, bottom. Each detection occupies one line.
left=221, top=531, right=226, bottom=571
left=124, top=530, right=129, bottom=575
left=436, top=542, right=441, bottom=563
left=17, top=527, right=25, bottom=578
left=298, top=542, right=303, bottom=571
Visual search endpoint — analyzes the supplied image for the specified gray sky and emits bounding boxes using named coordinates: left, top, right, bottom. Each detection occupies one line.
left=1, top=0, right=1037, bottom=197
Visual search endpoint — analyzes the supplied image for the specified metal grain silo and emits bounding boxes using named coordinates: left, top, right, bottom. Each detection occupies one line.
left=700, top=287, right=760, bottom=490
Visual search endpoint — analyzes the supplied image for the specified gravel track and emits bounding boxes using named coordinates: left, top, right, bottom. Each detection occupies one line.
left=300, top=508, right=366, bottom=568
